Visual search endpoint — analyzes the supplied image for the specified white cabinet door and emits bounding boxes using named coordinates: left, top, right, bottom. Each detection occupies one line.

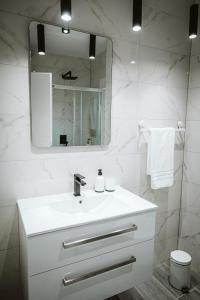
left=31, top=72, right=52, bottom=147
left=27, top=212, right=156, bottom=275
left=29, top=240, right=154, bottom=300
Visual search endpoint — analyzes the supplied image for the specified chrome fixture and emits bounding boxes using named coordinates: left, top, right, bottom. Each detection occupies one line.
left=63, top=224, right=138, bottom=249
left=132, top=0, right=142, bottom=32
left=37, top=24, right=45, bottom=55
left=189, top=4, right=199, bottom=39
left=74, top=174, right=86, bottom=196
left=89, top=34, right=96, bottom=60
left=61, top=0, right=72, bottom=21
left=63, top=256, right=136, bottom=286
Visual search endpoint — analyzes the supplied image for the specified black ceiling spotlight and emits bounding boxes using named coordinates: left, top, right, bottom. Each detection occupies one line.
left=189, top=4, right=199, bottom=39
left=61, top=0, right=72, bottom=21
left=62, top=27, right=70, bottom=34
left=132, top=0, right=142, bottom=32
left=37, top=24, right=45, bottom=55
left=89, top=34, right=96, bottom=60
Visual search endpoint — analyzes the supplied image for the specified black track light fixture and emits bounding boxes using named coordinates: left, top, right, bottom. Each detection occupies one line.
left=37, top=24, right=45, bottom=55
left=189, top=4, right=199, bottom=39
left=132, top=0, right=142, bottom=32
left=89, top=34, right=96, bottom=60
left=62, top=27, right=70, bottom=34
left=61, top=0, right=72, bottom=22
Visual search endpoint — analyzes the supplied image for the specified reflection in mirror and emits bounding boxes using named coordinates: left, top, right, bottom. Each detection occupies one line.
left=29, top=22, right=112, bottom=147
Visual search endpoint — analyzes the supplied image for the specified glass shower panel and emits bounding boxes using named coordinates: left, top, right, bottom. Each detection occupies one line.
left=52, top=88, right=81, bottom=146
left=52, top=87, right=103, bottom=146
left=82, top=91, right=102, bottom=146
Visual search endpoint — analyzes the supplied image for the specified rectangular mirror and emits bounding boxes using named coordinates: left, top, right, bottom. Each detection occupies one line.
left=29, top=21, right=112, bottom=148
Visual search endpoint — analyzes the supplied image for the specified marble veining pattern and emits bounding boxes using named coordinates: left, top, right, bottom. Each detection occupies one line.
left=0, top=0, right=191, bottom=298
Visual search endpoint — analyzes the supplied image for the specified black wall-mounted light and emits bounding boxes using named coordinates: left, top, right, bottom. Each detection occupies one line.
left=61, top=0, right=72, bottom=21
left=89, top=34, right=96, bottom=60
left=37, top=24, right=45, bottom=55
left=62, top=27, right=70, bottom=34
left=189, top=4, right=199, bottom=39
left=132, top=0, right=142, bottom=32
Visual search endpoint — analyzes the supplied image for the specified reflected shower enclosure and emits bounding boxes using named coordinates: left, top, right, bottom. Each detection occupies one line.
left=52, top=85, right=104, bottom=146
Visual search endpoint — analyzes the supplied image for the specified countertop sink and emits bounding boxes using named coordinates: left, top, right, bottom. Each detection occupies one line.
left=17, top=186, right=157, bottom=237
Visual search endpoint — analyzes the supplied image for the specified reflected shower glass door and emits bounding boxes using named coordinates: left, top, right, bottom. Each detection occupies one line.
left=52, top=86, right=103, bottom=146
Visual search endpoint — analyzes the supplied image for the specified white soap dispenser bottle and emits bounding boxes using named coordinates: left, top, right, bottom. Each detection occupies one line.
left=95, top=169, right=105, bottom=193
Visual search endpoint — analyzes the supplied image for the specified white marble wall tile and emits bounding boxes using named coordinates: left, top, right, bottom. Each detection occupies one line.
left=110, top=118, right=138, bottom=154
left=146, top=0, right=191, bottom=19
left=0, top=64, right=29, bottom=114
left=138, top=47, right=189, bottom=88
left=141, top=9, right=189, bottom=55
left=184, top=121, right=200, bottom=153
left=0, top=114, right=29, bottom=162
left=181, top=181, right=200, bottom=212
left=137, top=83, right=187, bottom=121
left=112, top=80, right=138, bottom=119
left=0, top=206, right=18, bottom=251
left=180, top=210, right=200, bottom=240
left=183, top=152, right=200, bottom=184
left=189, top=55, right=200, bottom=88
left=112, top=39, right=139, bottom=83
left=155, top=209, right=179, bottom=241
left=0, top=11, right=29, bottom=67
left=113, top=39, right=189, bottom=87
left=154, top=236, right=178, bottom=266
left=187, top=88, right=200, bottom=121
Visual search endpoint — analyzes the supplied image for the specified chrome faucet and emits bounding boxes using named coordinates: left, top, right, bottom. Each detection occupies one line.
left=74, top=174, right=86, bottom=196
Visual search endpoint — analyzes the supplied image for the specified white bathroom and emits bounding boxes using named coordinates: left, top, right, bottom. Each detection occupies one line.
left=0, top=0, right=200, bottom=299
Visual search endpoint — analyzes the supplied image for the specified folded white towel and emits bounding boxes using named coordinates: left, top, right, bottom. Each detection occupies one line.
left=147, top=128, right=175, bottom=189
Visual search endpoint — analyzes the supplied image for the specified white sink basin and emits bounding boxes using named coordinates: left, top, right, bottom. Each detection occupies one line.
left=17, top=186, right=157, bottom=237
left=49, top=193, right=114, bottom=214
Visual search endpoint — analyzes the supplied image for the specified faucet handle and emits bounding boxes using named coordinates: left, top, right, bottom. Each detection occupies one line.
left=74, top=174, right=85, bottom=180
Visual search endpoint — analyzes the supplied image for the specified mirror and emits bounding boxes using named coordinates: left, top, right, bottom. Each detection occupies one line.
left=29, top=21, right=112, bottom=148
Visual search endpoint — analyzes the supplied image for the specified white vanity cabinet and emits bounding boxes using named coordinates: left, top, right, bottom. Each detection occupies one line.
left=18, top=186, right=157, bottom=300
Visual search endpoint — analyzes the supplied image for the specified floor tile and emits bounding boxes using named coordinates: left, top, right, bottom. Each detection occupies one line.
left=118, top=288, right=144, bottom=300
left=136, top=277, right=176, bottom=300
left=178, top=288, right=200, bottom=300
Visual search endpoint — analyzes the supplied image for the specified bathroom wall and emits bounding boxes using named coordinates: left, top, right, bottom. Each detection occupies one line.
left=0, top=0, right=191, bottom=298
left=179, top=11, right=200, bottom=273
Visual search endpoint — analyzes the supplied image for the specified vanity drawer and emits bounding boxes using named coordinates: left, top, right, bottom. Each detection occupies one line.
left=29, top=239, right=154, bottom=300
left=27, top=211, right=156, bottom=275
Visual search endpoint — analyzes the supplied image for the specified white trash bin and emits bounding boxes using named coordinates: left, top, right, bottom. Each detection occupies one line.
left=169, top=250, right=192, bottom=291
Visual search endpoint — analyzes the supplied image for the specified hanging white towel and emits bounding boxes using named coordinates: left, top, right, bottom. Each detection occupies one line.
left=147, top=128, right=175, bottom=189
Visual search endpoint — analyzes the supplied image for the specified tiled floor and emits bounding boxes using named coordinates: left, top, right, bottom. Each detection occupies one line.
left=107, top=263, right=200, bottom=300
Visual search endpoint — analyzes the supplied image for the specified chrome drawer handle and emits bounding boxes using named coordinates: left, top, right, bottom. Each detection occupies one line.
left=63, top=224, right=138, bottom=249
left=63, top=256, right=136, bottom=286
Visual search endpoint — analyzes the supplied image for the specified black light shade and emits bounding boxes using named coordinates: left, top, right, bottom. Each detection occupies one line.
left=62, top=27, right=70, bottom=34
left=37, top=24, right=45, bottom=55
left=132, top=0, right=142, bottom=31
left=61, top=0, right=72, bottom=21
left=89, top=34, right=96, bottom=60
left=189, top=4, right=199, bottom=39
